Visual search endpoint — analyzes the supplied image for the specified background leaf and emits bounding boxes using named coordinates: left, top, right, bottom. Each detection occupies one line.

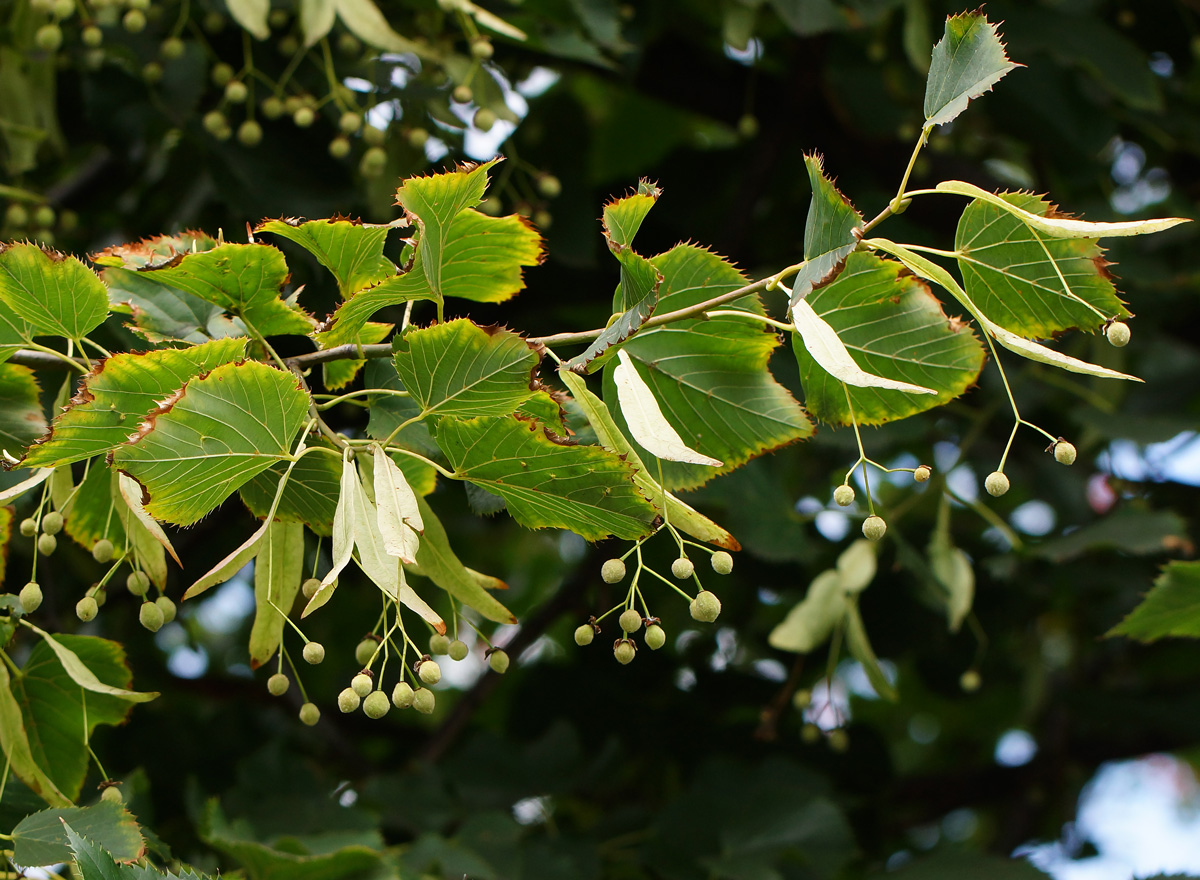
left=0, top=363, right=44, bottom=460
left=1108, top=561, right=1200, bottom=642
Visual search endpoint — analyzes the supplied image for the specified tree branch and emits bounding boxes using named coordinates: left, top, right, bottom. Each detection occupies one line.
left=8, top=349, right=88, bottom=371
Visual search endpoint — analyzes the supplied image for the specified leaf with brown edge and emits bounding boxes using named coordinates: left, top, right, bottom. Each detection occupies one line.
left=789, top=154, right=864, bottom=307
left=255, top=216, right=396, bottom=297
left=0, top=243, right=110, bottom=340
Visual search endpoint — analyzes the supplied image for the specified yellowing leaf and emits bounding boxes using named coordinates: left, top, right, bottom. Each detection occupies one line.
left=117, top=472, right=181, bottom=567
left=613, top=349, right=722, bottom=467
left=373, top=444, right=421, bottom=564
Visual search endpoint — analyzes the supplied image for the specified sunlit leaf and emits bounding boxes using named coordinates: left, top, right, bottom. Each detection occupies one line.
left=603, top=245, right=812, bottom=491
left=793, top=252, right=983, bottom=425
left=436, top=415, right=657, bottom=541
left=0, top=243, right=109, bottom=339
left=299, top=0, right=335, bottom=45
left=255, top=217, right=396, bottom=297
left=613, top=349, right=722, bottom=466
left=373, top=444, right=421, bottom=564
left=790, top=154, right=863, bottom=305
left=393, top=318, right=543, bottom=418
left=923, top=10, right=1021, bottom=129
left=112, top=361, right=309, bottom=526
left=140, top=243, right=314, bottom=337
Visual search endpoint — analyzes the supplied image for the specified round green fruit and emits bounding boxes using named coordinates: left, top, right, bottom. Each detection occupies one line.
left=92, top=539, right=114, bottom=563
left=406, top=127, right=429, bottom=148
left=122, top=9, right=145, bottom=32
left=351, top=672, right=373, bottom=698
left=689, top=590, right=721, bottom=623
left=362, top=125, right=385, bottom=147
left=429, top=633, right=450, bottom=655
left=267, top=673, right=290, bottom=696
left=412, top=687, right=435, bottom=714
left=488, top=649, right=510, bottom=674
left=417, top=659, right=442, bottom=685
left=671, top=557, right=694, bottom=579
left=834, top=485, right=855, bottom=507
left=261, top=96, right=285, bottom=119
left=473, top=108, right=496, bottom=131
left=82, top=25, right=103, bottom=47
left=156, top=596, right=176, bottom=623
left=828, top=729, right=849, bottom=752
left=301, top=577, right=321, bottom=599
left=984, top=471, right=1010, bottom=497
left=237, top=120, right=263, bottom=147
left=299, top=702, right=320, bottom=726
left=391, top=681, right=414, bottom=708
left=224, top=80, right=248, bottom=103
left=302, top=641, right=325, bottom=664
left=76, top=596, right=98, bottom=622
left=737, top=113, right=759, bottom=139
left=337, top=687, right=361, bottom=713
left=914, top=465, right=932, bottom=482
left=20, top=582, right=43, bottom=614
left=363, top=691, right=390, bottom=718
left=127, top=571, right=150, bottom=596
left=338, top=111, right=362, bottom=134
left=19, top=517, right=36, bottom=537
left=359, top=146, right=387, bottom=177
left=801, top=723, right=821, bottom=744
left=35, top=24, right=63, bottom=51
left=452, top=84, right=473, bottom=104
left=203, top=111, right=227, bottom=135
left=960, top=669, right=982, bottom=692
left=792, top=688, right=812, bottom=709
left=536, top=174, right=561, bottom=199
left=161, top=37, right=185, bottom=59
left=354, top=638, right=377, bottom=666
left=33, top=205, right=55, bottom=228
left=618, top=608, right=642, bottom=633
left=600, top=558, right=626, bottom=584
left=613, top=639, right=636, bottom=665
left=292, top=106, right=315, bottom=128
left=211, top=62, right=234, bottom=87
left=37, top=533, right=57, bottom=556
left=41, top=511, right=63, bottom=535
left=1054, top=441, right=1077, bottom=466
left=644, top=624, right=666, bottom=650
left=1106, top=321, right=1131, bottom=347
left=100, top=785, right=122, bottom=804
left=710, top=551, right=733, bottom=575
left=139, top=601, right=165, bottom=632
left=470, top=37, right=493, bottom=59
left=448, top=640, right=469, bottom=661
left=574, top=624, right=595, bottom=646
left=862, top=515, right=887, bottom=542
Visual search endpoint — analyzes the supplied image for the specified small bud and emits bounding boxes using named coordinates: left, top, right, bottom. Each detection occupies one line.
left=618, top=608, right=643, bottom=633
left=1106, top=321, right=1130, bottom=347
left=302, top=641, right=325, bottom=665
left=985, top=471, right=1010, bottom=497
left=351, top=672, right=373, bottom=698
left=833, top=485, right=855, bottom=507
left=156, top=596, right=177, bottom=624
left=363, top=691, right=390, bottom=718
left=92, top=539, right=114, bottom=563
left=1054, top=440, right=1077, bottom=466
left=600, top=558, right=626, bottom=584
left=337, top=687, right=361, bottom=713
left=960, top=670, right=982, bottom=692
left=862, top=515, right=887, bottom=542
left=267, top=673, right=290, bottom=696
left=412, top=687, right=436, bottom=714
left=644, top=624, right=666, bottom=650
left=299, top=702, right=320, bottom=726
left=100, top=785, right=122, bottom=804
left=41, top=511, right=63, bottom=535
left=448, top=640, right=469, bottom=661
left=126, top=571, right=150, bottom=596
left=139, top=601, right=165, bottom=632
left=488, top=649, right=510, bottom=674
left=392, top=681, right=415, bottom=708
left=574, top=624, right=595, bottom=646
left=417, top=658, right=442, bottom=685
left=689, top=590, right=721, bottom=623
left=76, top=596, right=98, bottom=622
left=37, top=533, right=57, bottom=556
left=20, top=582, right=43, bottom=614
left=613, top=639, right=636, bottom=665
left=710, top=551, right=733, bottom=575
left=671, top=557, right=694, bottom=579
left=354, top=638, right=377, bottom=666
left=429, top=633, right=451, bottom=655
left=301, top=577, right=321, bottom=599
left=19, top=518, right=37, bottom=537
left=914, top=465, right=932, bottom=482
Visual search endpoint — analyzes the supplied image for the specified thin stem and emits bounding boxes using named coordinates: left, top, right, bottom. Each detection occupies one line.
left=890, top=132, right=927, bottom=214
left=23, top=342, right=88, bottom=373
left=844, top=385, right=874, bottom=515
left=705, top=309, right=794, bottom=332
left=316, top=387, right=409, bottom=410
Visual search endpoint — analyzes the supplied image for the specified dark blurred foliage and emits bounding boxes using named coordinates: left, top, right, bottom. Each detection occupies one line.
left=2, top=0, right=1199, bottom=877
